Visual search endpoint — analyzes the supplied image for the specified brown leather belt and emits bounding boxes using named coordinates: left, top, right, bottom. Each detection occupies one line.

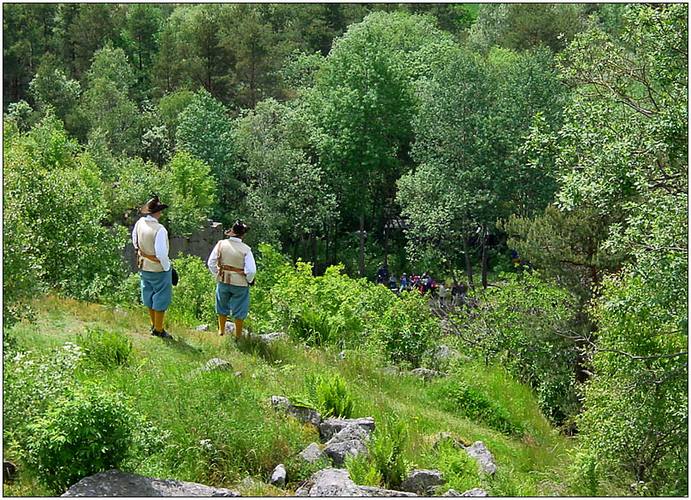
left=220, top=265, right=244, bottom=273
left=140, top=251, right=160, bottom=263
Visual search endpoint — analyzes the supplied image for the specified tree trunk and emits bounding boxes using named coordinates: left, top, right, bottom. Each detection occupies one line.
left=311, top=234, right=318, bottom=272
left=481, top=227, right=489, bottom=289
left=359, top=213, right=366, bottom=277
left=463, top=234, right=474, bottom=289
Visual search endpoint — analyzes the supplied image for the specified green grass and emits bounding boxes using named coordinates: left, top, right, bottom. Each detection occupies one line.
left=3, top=295, right=574, bottom=496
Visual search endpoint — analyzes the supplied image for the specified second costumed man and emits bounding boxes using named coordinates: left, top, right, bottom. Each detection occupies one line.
left=207, top=220, right=256, bottom=339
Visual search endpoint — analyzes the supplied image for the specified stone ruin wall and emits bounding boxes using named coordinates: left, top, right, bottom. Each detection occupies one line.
left=124, top=220, right=225, bottom=271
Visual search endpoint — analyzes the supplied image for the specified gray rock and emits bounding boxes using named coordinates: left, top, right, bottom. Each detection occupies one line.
left=319, top=417, right=375, bottom=441
left=191, top=358, right=233, bottom=377
left=323, top=424, right=371, bottom=465
left=258, top=332, right=288, bottom=344
left=270, top=396, right=322, bottom=426
left=410, top=368, right=445, bottom=380
left=61, top=469, right=239, bottom=496
left=433, top=344, right=460, bottom=361
left=443, top=489, right=462, bottom=496
left=203, top=358, right=233, bottom=371
left=298, top=468, right=361, bottom=496
left=327, top=424, right=371, bottom=445
left=461, top=488, right=489, bottom=497
left=269, top=464, right=286, bottom=488
left=465, top=441, right=497, bottom=475
left=195, top=324, right=209, bottom=332
left=299, top=443, right=324, bottom=463
left=359, top=486, right=417, bottom=496
left=400, top=469, right=445, bottom=495
left=225, top=322, right=235, bottom=333
left=323, top=438, right=368, bottom=466
left=338, top=350, right=346, bottom=360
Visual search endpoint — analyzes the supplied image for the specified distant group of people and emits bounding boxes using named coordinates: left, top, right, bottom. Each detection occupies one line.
left=375, top=264, right=468, bottom=308
left=132, top=195, right=255, bottom=341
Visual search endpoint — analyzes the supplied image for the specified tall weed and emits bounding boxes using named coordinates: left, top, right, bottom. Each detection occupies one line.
left=76, top=327, right=133, bottom=368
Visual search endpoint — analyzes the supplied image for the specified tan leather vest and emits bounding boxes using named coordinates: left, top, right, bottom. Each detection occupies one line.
left=135, top=218, right=167, bottom=272
left=216, top=239, right=250, bottom=287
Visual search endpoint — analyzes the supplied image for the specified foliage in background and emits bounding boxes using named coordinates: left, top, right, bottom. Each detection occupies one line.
left=3, top=114, right=128, bottom=303
left=452, top=271, right=580, bottom=425
left=537, top=4, right=687, bottom=493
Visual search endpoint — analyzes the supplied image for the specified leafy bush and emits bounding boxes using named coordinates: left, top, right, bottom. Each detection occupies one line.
left=301, top=373, right=354, bottom=419
left=166, top=255, right=217, bottom=326
left=374, top=292, right=440, bottom=367
left=76, top=328, right=133, bottom=369
left=262, top=254, right=440, bottom=365
left=25, top=385, right=137, bottom=493
left=3, top=114, right=128, bottom=303
left=3, top=343, right=84, bottom=446
left=431, top=378, right=524, bottom=436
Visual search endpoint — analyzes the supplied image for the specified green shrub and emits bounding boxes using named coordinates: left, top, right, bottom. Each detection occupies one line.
left=166, top=254, right=216, bottom=326
left=3, top=343, right=83, bottom=446
left=26, top=385, right=137, bottom=493
left=290, top=308, right=337, bottom=346
left=431, top=379, right=524, bottom=436
left=375, top=292, right=440, bottom=368
left=76, top=327, right=133, bottom=368
left=302, top=373, right=354, bottom=419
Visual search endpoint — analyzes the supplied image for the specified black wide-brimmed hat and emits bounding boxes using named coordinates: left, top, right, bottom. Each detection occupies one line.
left=140, top=195, right=169, bottom=215
left=225, top=219, right=250, bottom=237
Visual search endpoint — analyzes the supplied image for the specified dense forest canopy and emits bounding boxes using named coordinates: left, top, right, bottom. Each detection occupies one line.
left=3, top=2, right=688, bottom=496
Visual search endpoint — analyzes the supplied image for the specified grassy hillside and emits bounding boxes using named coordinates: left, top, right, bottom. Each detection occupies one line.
left=4, top=295, right=573, bottom=496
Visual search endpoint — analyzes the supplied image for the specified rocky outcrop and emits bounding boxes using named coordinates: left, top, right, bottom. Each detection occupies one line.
left=358, top=486, right=417, bottom=496
left=323, top=424, right=371, bottom=466
left=465, top=441, right=497, bottom=475
left=61, top=469, right=239, bottom=496
left=296, top=468, right=418, bottom=497
left=270, top=396, right=322, bottom=427
left=299, top=443, right=325, bottom=463
left=269, top=464, right=286, bottom=488
left=461, top=488, right=489, bottom=497
left=201, top=358, right=233, bottom=372
left=400, top=469, right=445, bottom=495
left=295, top=468, right=361, bottom=496
left=318, top=417, right=375, bottom=441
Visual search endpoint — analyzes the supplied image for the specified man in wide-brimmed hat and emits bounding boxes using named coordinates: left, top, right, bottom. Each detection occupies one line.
left=132, top=195, right=173, bottom=339
left=207, top=220, right=256, bottom=339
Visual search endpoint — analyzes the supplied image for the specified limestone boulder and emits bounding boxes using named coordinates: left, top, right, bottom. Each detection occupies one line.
left=400, top=469, right=445, bottom=495
left=465, top=441, right=497, bottom=475
left=299, top=443, right=324, bottom=463
left=258, top=332, right=288, bottom=344
left=270, top=396, right=322, bottom=427
left=295, top=468, right=361, bottom=496
left=323, top=439, right=368, bottom=466
left=318, top=417, right=375, bottom=441
left=358, top=486, right=417, bottom=496
left=61, top=469, right=239, bottom=496
left=269, top=464, right=286, bottom=488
